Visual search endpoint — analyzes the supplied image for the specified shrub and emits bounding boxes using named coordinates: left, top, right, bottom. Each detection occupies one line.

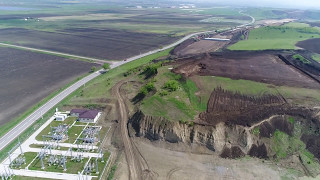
left=159, top=90, right=168, bottom=96
left=145, top=82, right=155, bottom=91
left=288, top=117, right=295, bottom=124
left=163, top=80, right=179, bottom=92
left=143, top=64, right=159, bottom=78
left=90, top=66, right=96, bottom=72
left=293, top=54, right=311, bottom=64
left=139, top=87, right=148, bottom=96
left=102, top=63, right=110, bottom=70
left=252, top=127, right=260, bottom=136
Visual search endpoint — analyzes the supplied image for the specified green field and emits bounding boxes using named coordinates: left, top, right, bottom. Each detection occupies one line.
left=229, top=23, right=320, bottom=50
left=191, top=76, right=320, bottom=105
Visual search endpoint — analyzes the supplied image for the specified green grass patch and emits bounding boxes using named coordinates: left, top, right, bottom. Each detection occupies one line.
left=88, top=152, right=110, bottom=177
left=199, top=76, right=278, bottom=95
left=312, top=53, right=320, bottom=62
left=140, top=65, right=197, bottom=122
left=292, top=54, right=311, bottom=64
left=107, top=165, right=117, bottom=180
left=252, top=127, right=260, bottom=136
left=11, top=152, right=37, bottom=169
left=299, top=149, right=320, bottom=176
left=35, top=117, right=77, bottom=141
left=182, top=79, right=207, bottom=111
left=29, top=156, right=89, bottom=174
left=288, top=117, right=295, bottom=124
left=194, top=75, right=320, bottom=105
left=229, top=23, right=320, bottom=50
left=68, top=126, right=85, bottom=143
left=272, top=130, right=306, bottom=160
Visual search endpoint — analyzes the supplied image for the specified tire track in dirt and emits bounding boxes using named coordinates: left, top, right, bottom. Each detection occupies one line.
left=113, top=80, right=156, bottom=180
left=166, top=167, right=182, bottom=180
left=114, top=81, right=141, bottom=180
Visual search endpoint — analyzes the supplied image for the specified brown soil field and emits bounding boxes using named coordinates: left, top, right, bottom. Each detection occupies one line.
left=0, top=47, right=97, bottom=126
left=173, top=33, right=234, bottom=56
left=296, top=38, right=320, bottom=54
left=173, top=51, right=320, bottom=89
left=174, top=39, right=230, bottom=56
left=0, top=28, right=178, bottom=60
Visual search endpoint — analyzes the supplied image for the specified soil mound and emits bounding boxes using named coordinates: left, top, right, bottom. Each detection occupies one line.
left=259, top=116, right=294, bottom=138
left=248, top=144, right=268, bottom=159
left=220, top=146, right=245, bottom=159
left=301, top=134, right=320, bottom=160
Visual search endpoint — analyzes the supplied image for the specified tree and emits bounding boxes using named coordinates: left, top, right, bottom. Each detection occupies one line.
left=102, top=63, right=110, bottom=70
left=143, top=64, right=158, bottom=79
left=145, top=82, right=155, bottom=91
left=163, top=80, right=179, bottom=92
left=91, top=66, right=96, bottom=72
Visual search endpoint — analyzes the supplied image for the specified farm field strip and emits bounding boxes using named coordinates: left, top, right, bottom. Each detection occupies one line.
left=0, top=42, right=115, bottom=64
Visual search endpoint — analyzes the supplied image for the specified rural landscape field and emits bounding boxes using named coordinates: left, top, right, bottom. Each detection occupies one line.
left=0, top=0, right=320, bottom=180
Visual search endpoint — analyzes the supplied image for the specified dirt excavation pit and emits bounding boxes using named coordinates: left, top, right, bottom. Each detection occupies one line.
left=119, top=140, right=290, bottom=180
left=173, top=51, right=320, bottom=89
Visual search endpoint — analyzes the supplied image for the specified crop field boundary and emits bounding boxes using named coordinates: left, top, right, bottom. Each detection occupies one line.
left=0, top=42, right=115, bottom=64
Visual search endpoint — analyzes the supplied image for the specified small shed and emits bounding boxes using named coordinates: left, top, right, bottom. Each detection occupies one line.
left=54, top=113, right=67, bottom=121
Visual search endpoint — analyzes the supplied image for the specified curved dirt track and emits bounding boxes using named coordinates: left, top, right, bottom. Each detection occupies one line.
left=113, top=81, right=155, bottom=180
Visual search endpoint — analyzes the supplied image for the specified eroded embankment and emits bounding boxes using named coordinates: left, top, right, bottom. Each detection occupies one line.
left=128, top=88, right=320, bottom=176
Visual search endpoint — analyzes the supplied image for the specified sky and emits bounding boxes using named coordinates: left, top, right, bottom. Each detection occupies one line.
left=189, top=0, right=320, bottom=9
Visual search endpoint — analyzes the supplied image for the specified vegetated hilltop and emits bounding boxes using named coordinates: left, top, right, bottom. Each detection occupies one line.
left=122, top=45, right=320, bottom=178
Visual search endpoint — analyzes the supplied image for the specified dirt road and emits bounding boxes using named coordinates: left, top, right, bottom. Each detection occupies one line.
left=114, top=81, right=141, bottom=179
left=114, top=81, right=155, bottom=180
